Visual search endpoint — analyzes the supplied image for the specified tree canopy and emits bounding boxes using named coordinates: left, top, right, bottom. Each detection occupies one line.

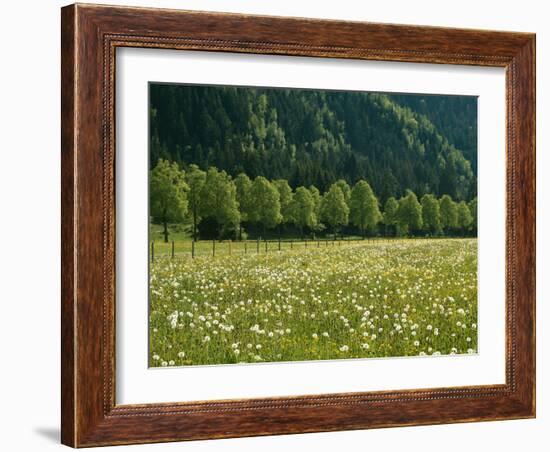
left=440, top=194, right=458, bottom=232
left=321, top=184, right=350, bottom=236
left=397, top=190, right=423, bottom=235
left=249, top=176, right=282, bottom=233
left=421, top=194, right=442, bottom=234
left=150, top=159, right=189, bottom=242
left=291, top=187, right=317, bottom=235
left=349, top=180, right=381, bottom=236
left=200, top=167, right=240, bottom=236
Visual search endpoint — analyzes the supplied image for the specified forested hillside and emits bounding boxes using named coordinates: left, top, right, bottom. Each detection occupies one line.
left=387, top=94, right=477, bottom=171
left=149, top=84, right=477, bottom=203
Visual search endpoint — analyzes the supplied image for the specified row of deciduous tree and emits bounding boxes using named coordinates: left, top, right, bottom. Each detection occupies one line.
left=150, top=159, right=477, bottom=242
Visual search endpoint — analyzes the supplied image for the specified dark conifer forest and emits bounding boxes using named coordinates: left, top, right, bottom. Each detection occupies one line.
left=149, top=83, right=477, bottom=204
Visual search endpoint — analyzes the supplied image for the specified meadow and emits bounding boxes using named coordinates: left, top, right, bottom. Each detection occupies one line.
left=149, top=238, right=477, bottom=367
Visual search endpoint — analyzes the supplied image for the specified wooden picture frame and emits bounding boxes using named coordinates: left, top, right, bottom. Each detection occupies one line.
left=61, top=3, right=535, bottom=447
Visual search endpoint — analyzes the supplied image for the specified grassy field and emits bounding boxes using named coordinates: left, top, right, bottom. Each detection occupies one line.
left=149, top=238, right=477, bottom=367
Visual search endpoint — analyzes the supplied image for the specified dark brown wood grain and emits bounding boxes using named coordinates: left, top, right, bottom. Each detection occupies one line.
left=61, top=3, right=536, bottom=447
left=61, top=5, right=76, bottom=446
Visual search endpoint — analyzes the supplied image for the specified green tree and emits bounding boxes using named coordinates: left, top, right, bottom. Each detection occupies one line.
left=234, top=173, right=253, bottom=240
left=457, top=201, right=473, bottom=235
left=421, top=193, right=441, bottom=234
left=309, top=185, right=322, bottom=231
left=397, top=190, right=423, bottom=236
left=439, top=194, right=458, bottom=234
left=320, top=184, right=350, bottom=238
left=468, top=197, right=478, bottom=234
left=291, top=186, right=316, bottom=237
left=272, top=179, right=294, bottom=223
left=382, top=196, right=399, bottom=236
left=150, top=159, right=189, bottom=243
left=185, top=164, right=206, bottom=241
left=334, top=179, right=351, bottom=206
left=249, top=176, right=282, bottom=235
left=200, top=167, right=240, bottom=237
left=349, top=180, right=381, bottom=237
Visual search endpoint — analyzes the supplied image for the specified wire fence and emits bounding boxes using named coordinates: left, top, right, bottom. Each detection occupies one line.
left=149, top=236, right=458, bottom=262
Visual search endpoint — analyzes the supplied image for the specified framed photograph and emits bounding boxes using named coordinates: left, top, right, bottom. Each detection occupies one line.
left=61, top=3, right=536, bottom=447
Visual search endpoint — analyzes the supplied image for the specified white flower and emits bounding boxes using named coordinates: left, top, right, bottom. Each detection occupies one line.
left=426, top=325, right=433, bottom=331
left=312, top=333, right=318, bottom=339
left=339, top=345, right=349, bottom=352
left=322, top=332, right=329, bottom=338
left=167, top=311, right=179, bottom=329
left=152, top=354, right=160, bottom=361
left=361, top=343, right=370, bottom=350
left=414, top=340, right=420, bottom=346
left=168, top=360, right=175, bottom=366
left=203, top=335, right=211, bottom=342
left=177, top=351, right=185, bottom=358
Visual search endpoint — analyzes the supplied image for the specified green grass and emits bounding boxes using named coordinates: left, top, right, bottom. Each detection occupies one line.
left=149, top=238, right=478, bottom=367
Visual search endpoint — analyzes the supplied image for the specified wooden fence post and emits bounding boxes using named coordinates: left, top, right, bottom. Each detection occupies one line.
left=151, top=241, right=154, bottom=263
left=171, top=241, right=175, bottom=259
left=257, top=238, right=260, bottom=254
left=290, top=240, right=293, bottom=249
left=278, top=237, right=281, bottom=251
left=244, top=240, right=247, bottom=254
left=212, top=240, right=215, bottom=257
left=265, top=239, right=268, bottom=253
left=229, top=240, right=232, bottom=256
left=191, top=240, right=195, bottom=259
